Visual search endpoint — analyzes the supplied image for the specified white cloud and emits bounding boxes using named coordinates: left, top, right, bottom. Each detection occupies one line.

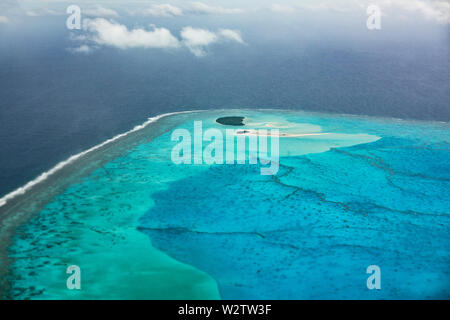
left=68, top=45, right=93, bottom=54
left=181, top=26, right=245, bottom=56
left=71, top=19, right=244, bottom=57
left=356, top=0, right=450, bottom=24
left=25, top=10, right=39, bottom=17
left=181, top=26, right=218, bottom=56
left=295, top=0, right=450, bottom=24
left=270, top=4, right=295, bottom=14
left=22, top=7, right=63, bottom=17
left=391, top=0, right=450, bottom=24
left=45, top=9, right=60, bottom=16
left=218, top=29, right=244, bottom=44
left=0, top=16, right=8, bottom=24
left=83, top=5, right=119, bottom=18
left=188, top=2, right=244, bottom=15
left=83, top=18, right=180, bottom=49
left=145, top=4, right=183, bottom=17
left=296, top=0, right=357, bottom=13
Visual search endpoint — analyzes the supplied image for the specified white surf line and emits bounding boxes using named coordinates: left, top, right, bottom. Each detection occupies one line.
left=0, top=110, right=201, bottom=208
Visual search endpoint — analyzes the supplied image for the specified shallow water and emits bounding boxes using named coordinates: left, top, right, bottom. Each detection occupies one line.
left=2, top=110, right=449, bottom=299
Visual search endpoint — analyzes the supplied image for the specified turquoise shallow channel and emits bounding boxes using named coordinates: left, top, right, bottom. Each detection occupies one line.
left=0, top=109, right=449, bottom=299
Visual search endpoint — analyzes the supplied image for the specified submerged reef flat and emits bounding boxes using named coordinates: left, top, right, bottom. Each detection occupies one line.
left=0, top=109, right=449, bottom=299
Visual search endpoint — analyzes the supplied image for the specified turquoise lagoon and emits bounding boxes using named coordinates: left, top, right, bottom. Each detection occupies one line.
left=0, top=110, right=449, bottom=299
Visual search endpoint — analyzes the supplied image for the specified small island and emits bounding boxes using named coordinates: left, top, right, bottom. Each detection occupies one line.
left=216, top=116, right=245, bottom=126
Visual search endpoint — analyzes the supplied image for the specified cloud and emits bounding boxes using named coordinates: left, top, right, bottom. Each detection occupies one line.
left=83, top=18, right=180, bottom=49
left=181, top=27, right=218, bottom=56
left=296, top=0, right=358, bottom=13
left=25, top=10, right=39, bottom=17
left=0, top=16, right=8, bottom=24
left=0, top=0, right=19, bottom=14
left=355, top=0, right=450, bottom=24
left=270, top=4, right=295, bottom=14
left=218, top=29, right=244, bottom=43
left=392, top=0, right=450, bottom=24
left=21, top=8, right=62, bottom=17
left=295, top=0, right=450, bottom=23
left=181, top=26, right=245, bottom=56
left=188, top=2, right=244, bottom=15
left=70, top=19, right=244, bottom=57
left=44, top=8, right=60, bottom=16
left=130, top=1, right=243, bottom=17
left=68, top=45, right=93, bottom=54
left=83, top=5, right=119, bottom=18
left=145, top=4, right=183, bottom=17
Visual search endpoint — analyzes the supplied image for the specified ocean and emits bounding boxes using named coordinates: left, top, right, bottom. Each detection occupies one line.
left=0, top=7, right=449, bottom=299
